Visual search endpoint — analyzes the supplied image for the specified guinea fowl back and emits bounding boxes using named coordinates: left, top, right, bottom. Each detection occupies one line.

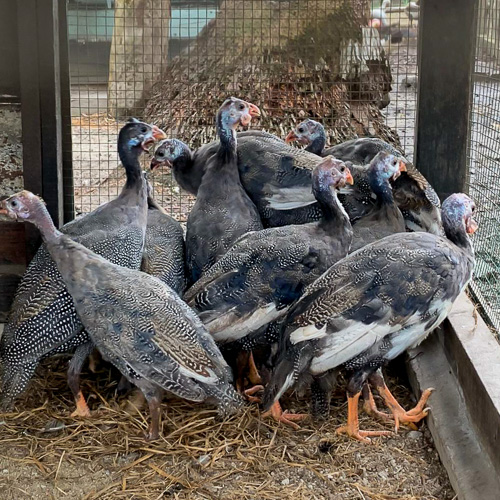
left=0, top=121, right=165, bottom=410
left=141, top=192, right=186, bottom=295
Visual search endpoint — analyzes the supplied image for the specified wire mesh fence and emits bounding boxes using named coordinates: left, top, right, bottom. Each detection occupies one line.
left=467, top=0, right=500, bottom=333
left=67, top=0, right=419, bottom=221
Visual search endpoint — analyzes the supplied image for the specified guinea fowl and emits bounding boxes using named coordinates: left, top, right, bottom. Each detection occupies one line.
left=1, top=191, right=243, bottom=441
left=151, top=132, right=325, bottom=228
left=142, top=178, right=186, bottom=295
left=0, top=119, right=166, bottom=414
left=184, top=158, right=354, bottom=396
left=263, top=193, right=477, bottom=440
left=350, top=151, right=406, bottom=252
left=150, top=131, right=284, bottom=196
left=185, top=97, right=263, bottom=283
left=286, top=119, right=442, bottom=235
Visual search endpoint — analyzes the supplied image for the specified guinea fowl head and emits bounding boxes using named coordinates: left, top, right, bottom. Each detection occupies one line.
left=369, top=151, right=407, bottom=182
left=286, top=119, right=325, bottom=147
left=150, top=139, right=187, bottom=171
left=312, top=156, right=354, bottom=193
left=119, top=118, right=167, bottom=154
left=442, top=193, right=478, bottom=237
left=217, top=97, right=261, bottom=132
left=0, top=191, right=57, bottom=239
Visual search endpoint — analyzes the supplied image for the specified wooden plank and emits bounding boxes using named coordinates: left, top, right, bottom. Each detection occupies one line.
left=0, top=221, right=26, bottom=321
left=58, top=0, right=75, bottom=224
left=17, top=0, right=43, bottom=261
left=414, top=0, right=478, bottom=200
left=0, top=222, right=26, bottom=266
left=37, top=0, right=64, bottom=228
left=0, top=0, right=20, bottom=98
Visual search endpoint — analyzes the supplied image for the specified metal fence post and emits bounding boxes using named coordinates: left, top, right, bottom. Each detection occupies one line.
left=414, top=0, right=478, bottom=201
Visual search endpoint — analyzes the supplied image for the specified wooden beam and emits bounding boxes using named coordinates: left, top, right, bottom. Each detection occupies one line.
left=18, top=0, right=73, bottom=257
left=17, top=0, right=43, bottom=261
left=37, top=0, right=64, bottom=228
left=58, top=0, right=75, bottom=224
left=414, top=0, right=478, bottom=200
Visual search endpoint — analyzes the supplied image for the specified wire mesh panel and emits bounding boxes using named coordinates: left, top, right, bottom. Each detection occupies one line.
left=67, top=0, right=420, bottom=222
left=468, top=0, right=500, bottom=333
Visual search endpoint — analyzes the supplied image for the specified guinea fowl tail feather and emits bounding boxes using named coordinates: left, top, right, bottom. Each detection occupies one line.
left=262, top=341, right=315, bottom=411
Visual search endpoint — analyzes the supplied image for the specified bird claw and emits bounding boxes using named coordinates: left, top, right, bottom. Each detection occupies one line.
left=71, top=391, right=91, bottom=418
left=262, top=401, right=308, bottom=430
left=244, top=385, right=264, bottom=404
left=336, top=425, right=393, bottom=443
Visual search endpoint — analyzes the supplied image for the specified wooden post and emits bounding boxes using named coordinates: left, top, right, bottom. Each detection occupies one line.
left=414, top=0, right=478, bottom=200
left=58, top=0, right=75, bottom=224
left=18, top=0, right=66, bottom=228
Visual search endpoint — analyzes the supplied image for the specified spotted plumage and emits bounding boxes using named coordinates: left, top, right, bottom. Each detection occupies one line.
left=263, top=193, right=476, bottom=421
left=185, top=98, right=264, bottom=283
left=286, top=120, right=443, bottom=235
left=0, top=120, right=166, bottom=410
left=184, top=157, right=353, bottom=351
left=141, top=181, right=186, bottom=295
left=350, top=151, right=406, bottom=251
left=2, top=191, right=242, bottom=440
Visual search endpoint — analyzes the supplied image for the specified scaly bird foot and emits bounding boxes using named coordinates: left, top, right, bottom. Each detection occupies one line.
left=378, top=385, right=434, bottom=432
left=263, top=401, right=308, bottom=430
left=335, top=425, right=393, bottom=444
left=71, top=391, right=91, bottom=418
left=244, top=385, right=264, bottom=404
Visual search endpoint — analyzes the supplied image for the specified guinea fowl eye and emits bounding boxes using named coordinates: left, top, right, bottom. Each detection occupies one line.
left=298, top=127, right=304, bottom=133
left=340, top=166, right=345, bottom=172
left=157, top=152, right=164, bottom=157
left=11, top=200, right=17, bottom=207
left=141, top=127, right=147, bottom=133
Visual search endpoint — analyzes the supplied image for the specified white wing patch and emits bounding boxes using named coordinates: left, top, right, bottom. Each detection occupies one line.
left=290, top=323, right=327, bottom=344
left=265, top=187, right=316, bottom=210
left=309, top=319, right=393, bottom=375
left=211, top=303, right=283, bottom=343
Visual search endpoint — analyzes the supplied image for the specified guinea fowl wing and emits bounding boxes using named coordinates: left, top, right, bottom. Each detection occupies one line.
left=77, top=265, right=228, bottom=385
left=185, top=227, right=318, bottom=342
left=281, top=234, right=467, bottom=373
left=237, top=137, right=321, bottom=209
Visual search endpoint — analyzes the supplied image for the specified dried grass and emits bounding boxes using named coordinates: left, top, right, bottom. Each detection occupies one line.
left=0, top=357, right=454, bottom=499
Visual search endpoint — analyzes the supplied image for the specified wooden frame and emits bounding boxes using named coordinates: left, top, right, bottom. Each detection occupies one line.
left=17, top=0, right=73, bottom=244
left=414, top=0, right=478, bottom=200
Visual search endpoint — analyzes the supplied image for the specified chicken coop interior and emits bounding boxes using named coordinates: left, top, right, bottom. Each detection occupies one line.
left=0, top=0, right=499, bottom=499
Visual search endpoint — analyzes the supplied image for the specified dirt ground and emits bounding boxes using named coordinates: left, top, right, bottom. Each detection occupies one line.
left=0, top=355, right=454, bottom=500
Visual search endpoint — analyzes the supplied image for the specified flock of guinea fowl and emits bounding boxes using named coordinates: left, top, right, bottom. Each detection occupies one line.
left=0, top=97, right=477, bottom=442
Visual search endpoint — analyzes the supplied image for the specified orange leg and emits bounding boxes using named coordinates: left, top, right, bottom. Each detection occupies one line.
left=262, top=401, right=308, bottom=430
left=362, top=384, right=394, bottom=422
left=71, top=391, right=91, bottom=418
left=336, top=391, right=393, bottom=443
left=244, top=384, right=264, bottom=404
left=236, top=351, right=263, bottom=392
left=374, top=381, right=434, bottom=432
left=145, top=395, right=161, bottom=441
left=247, top=352, right=263, bottom=386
